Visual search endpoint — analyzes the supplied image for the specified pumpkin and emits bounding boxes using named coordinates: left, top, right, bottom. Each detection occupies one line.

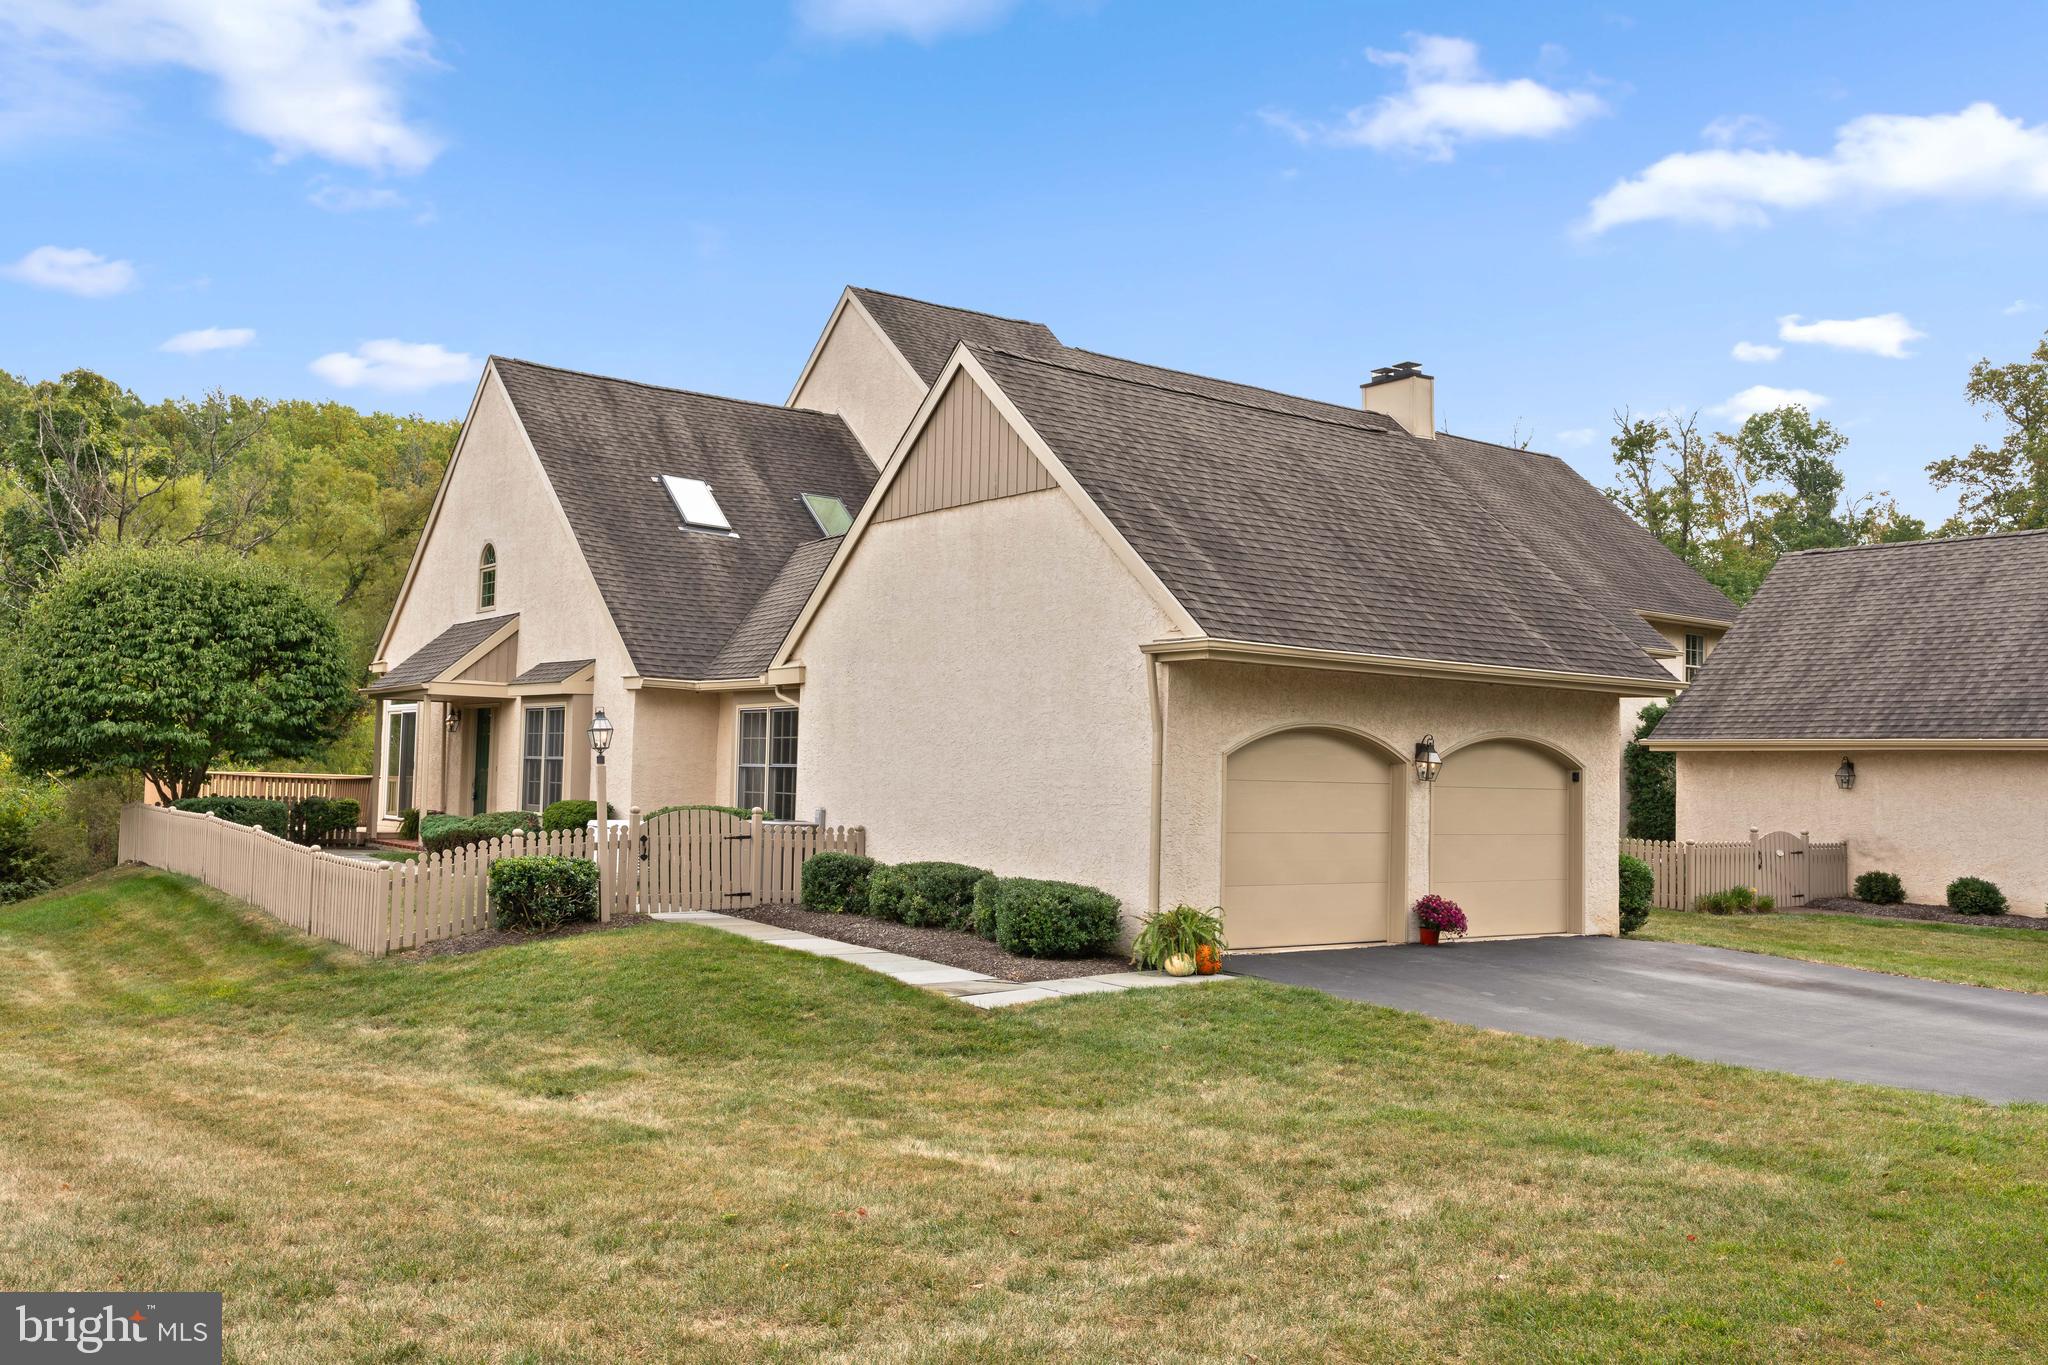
left=1194, top=943, right=1222, bottom=975
left=1162, top=952, right=1196, bottom=977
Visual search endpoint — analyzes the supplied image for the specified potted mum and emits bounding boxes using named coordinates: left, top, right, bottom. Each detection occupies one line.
left=1131, top=904, right=1226, bottom=976
left=1412, top=894, right=1467, bottom=946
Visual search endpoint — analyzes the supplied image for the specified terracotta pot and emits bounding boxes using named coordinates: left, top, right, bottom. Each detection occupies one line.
left=1419, top=927, right=1441, bottom=946
left=1194, top=943, right=1222, bottom=975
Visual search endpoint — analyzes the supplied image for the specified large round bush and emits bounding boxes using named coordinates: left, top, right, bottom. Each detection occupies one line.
left=1618, top=853, right=1654, bottom=935
left=1946, top=877, right=2007, bottom=916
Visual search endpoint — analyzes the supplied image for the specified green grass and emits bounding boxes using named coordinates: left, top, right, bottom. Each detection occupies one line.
left=1642, top=908, right=2048, bottom=995
left=3, top=870, right=2046, bottom=1361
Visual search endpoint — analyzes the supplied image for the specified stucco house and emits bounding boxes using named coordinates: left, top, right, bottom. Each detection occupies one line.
left=1651, top=530, right=2048, bottom=915
left=369, top=286, right=1734, bottom=948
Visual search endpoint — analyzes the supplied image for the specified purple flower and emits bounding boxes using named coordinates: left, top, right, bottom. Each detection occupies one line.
left=1412, top=894, right=1468, bottom=936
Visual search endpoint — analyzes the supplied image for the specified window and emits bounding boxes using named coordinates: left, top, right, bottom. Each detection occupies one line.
left=737, top=707, right=798, bottom=821
left=660, top=475, right=734, bottom=534
left=478, top=543, right=497, bottom=609
left=522, top=704, right=566, bottom=811
left=384, top=704, right=418, bottom=816
left=1684, top=633, right=1705, bottom=683
left=802, top=492, right=853, bottom=536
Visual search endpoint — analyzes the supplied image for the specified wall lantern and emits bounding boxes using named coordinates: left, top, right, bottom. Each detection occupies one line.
left=444, top=708, right=461, bottom=735
left=1835, top=758, right=1856, bottom=791
left=588, top=709, right=614, bottom=762
left=1414, top=734, right=1442, bottom=783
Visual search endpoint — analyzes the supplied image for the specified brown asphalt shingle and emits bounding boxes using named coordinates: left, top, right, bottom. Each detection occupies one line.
left=848, top=289, right=1064, bottom=385
left=492, top=358, right=875, bottom=680
left=370, top=615, right=519, bottom=692
left=1655, top=530, right=2048, bottom=741
left=705, top=537, right=842, bottom=679
left=509, top=659, right=595, bottom=686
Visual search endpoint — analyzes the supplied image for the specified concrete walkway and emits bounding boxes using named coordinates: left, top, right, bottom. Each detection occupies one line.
left=1229, top=936, right=2048, bottom=1104
left=650, top=910, right=1231, bottom=1008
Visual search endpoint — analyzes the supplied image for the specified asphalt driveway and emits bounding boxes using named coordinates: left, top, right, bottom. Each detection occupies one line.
left=1229, top=937, right=2048, bottom=1104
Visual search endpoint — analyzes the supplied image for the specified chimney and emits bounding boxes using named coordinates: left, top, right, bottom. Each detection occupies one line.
left=1362, top=361, right=1434, bottom=440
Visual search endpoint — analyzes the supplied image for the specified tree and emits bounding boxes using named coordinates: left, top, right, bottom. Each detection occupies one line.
left=1927, top=330, right=2048, bottom=533
left=2, top=545, right=358, bottom=801
left=1624, top=703, right=1676, bottom=841
left=1605, top=408, right=1714, bottom=559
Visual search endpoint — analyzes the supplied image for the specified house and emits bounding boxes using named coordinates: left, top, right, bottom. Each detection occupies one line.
left=369, top=285, right=1734, bottom=948
left=1650, top=531, right=2048, bottom=914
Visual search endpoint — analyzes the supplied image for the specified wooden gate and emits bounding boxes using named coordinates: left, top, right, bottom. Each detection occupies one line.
left=630, top=807, right=867, bottom=913
left=1753, top=829, right=1811, bottom=907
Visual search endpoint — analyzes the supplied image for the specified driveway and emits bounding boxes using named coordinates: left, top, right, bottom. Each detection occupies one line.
left=1229, top=937, right=2048, bottom=1104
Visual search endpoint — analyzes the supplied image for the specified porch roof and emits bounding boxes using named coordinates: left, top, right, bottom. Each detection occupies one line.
left=368, top=614, right=519, bottom=694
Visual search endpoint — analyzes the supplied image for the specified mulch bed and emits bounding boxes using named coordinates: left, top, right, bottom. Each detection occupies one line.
left=735, top=902, right=1129, bottom=982
left=1800, top=897, right=2048, bottom=931
left=404, top=910, right=660, bottom=959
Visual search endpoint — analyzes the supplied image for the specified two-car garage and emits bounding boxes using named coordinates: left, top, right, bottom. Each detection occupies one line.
left=1222, top=728, right=1578, bottom=950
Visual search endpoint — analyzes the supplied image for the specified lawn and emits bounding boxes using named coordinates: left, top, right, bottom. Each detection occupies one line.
left=1641, top=908, right=2048, bottom=995
left=2, top=871, right=2045, bottom=1362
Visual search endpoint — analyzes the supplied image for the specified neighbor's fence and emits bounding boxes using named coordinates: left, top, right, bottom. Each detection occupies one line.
left=119, top=802, right=865, bottom=956
left=142, top=771, right=376, bottom=847
left=1624, top=829, right=1849, bottom=910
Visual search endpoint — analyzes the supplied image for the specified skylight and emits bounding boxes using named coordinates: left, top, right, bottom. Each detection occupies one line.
left=802, top=492, right=853, bottom=537
left=660, top=476, right=733, bottom=534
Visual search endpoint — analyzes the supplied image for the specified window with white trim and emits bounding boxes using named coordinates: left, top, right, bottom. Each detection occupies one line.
left=384, top=703, right=418, bottom=816
left=1684, top=633, right=1705, bottom=683
left=737, top=707, right=798, bottom=821
left=522, top=704, right=566, bottom=811
left=479, top=543, right=497, bottom=609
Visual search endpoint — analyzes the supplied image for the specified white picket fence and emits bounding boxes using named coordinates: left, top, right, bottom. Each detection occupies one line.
left=118, top=802, right=866, bottom=956
left=1623, top=829, right=1849, bottom=910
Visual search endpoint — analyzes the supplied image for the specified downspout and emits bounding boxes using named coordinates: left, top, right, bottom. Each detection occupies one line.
left=1147, top=653, right=1164, bottom=917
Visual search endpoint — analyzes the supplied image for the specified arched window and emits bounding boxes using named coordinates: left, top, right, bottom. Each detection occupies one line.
left=478, top=544, right=497, bottom=609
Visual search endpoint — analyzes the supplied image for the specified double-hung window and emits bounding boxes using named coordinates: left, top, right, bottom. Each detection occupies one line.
left=1684, top=633, right=1705, bottom=683
left=384, top=703, right=418, bottom=817
left=737, top=707, right=798, bottom=821
left=522, top=705, right=566, bottom=811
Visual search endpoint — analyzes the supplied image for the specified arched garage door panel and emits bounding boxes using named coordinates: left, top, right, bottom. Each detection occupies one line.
left=1431, top=741, right=1574, bottom=938
left=1225, top=730, right=1392, bottom=949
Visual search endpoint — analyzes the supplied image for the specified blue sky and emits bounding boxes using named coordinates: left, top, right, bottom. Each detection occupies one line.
left=4, top=0, right=2047, bottom=522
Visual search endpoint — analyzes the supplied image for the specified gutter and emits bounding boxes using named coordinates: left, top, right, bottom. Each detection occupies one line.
left=1648, top=737, right=2048, bottom=752
left=1142, top=638, right=1683, bottom=698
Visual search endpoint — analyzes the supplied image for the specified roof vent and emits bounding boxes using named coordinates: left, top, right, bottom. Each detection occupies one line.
left=1362, top=360, right=1434, bottom=440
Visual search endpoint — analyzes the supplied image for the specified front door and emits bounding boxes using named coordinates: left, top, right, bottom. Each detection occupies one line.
left=471, top=708, right=493, bottom=815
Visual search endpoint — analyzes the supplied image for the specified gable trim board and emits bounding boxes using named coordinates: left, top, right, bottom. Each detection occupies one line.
left=786, top=288, right=927, bottom=410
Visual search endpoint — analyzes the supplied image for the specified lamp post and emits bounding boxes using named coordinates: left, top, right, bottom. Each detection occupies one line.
left=589, top=709, right=614, bottom=920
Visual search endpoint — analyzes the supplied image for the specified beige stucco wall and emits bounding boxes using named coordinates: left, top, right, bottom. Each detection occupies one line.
left=628, top=689, right=722, bottom=813
left=788, top=487, right=1175, bottom=913
left=1678, top=750, right=2048, bottom=915
left=1161, top=661, right=1625, bottom=940
left=372, top=369, right=641, bottom=823
left=787, top=300, right=928, bottom=468
left=1617, top=623, right=1721, bottom=830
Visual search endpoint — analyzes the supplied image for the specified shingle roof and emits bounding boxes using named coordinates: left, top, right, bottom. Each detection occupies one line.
left=850, top=288, right=1064, bottom=385
left=491, top=358, right=876, bottom=680
left=510, top=658, right=594, bottom=686
left=370, top=615, right=518, bottom=692
left=1655, top=530, right=2048, bottom=741
left=705, top=537, right=842, bottom=678
left=973, top=347, right=1677, bottom=683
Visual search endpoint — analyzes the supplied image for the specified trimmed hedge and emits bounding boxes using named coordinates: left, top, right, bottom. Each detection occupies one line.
left=290, top=796, right=360, bottom=845
left=1853, top=870, right=1906, bottom=905
left=421, top=809, right=540, bottom=856
left=1946, top=876, right=2008, bottom=916
left=801, top=852, right=876, bottom=914
left=972, top=875, right=1120, bottom=958
left=488, top=856, right=599, bottom=932
left=541, top=799, right=618, bottom=833
left=868, top=860, right=989, bottom=930
left=1618, top=853, right=1653, bottom=935
left=644, top=803, right=751, bottom=821
left=172, top=796, right=288, bottom=839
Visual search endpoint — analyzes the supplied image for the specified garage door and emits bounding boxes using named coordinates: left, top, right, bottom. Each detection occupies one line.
left=1224, top=729, right=1393, bottom=949
left=1430, top=740, right=1574, bottom=938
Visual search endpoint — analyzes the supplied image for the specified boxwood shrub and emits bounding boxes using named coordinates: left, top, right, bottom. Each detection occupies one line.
left=172, top=796, right=288, bottom=839
left=643, top=803, right=751, bottom=820
left=1853, top=870, right=1906, bottom=905
left=488, top=856, right=599, bottom=932
left=801, top=852, right=876, bottom=914
left=866, top=860, right=989, bottom=929
left=1946, top=876, right=2008, bottom=916
left=289, top=796, right=360, bottom=845
left=1618, top=853, right=1653, bottom=935
left=973, top=875, right=1120, bottom=958
left=540, top=799, right=618, bottom=833
left=421, top=810, right=540, bottom=856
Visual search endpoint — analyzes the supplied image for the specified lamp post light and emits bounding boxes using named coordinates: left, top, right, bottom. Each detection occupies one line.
left=588, top=709, right=616, bottom=921
left=1414, top=734, right=1442, bottom=783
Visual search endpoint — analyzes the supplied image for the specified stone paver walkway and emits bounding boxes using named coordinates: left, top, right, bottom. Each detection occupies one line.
left=650, top=910, right=1232, bottom=1008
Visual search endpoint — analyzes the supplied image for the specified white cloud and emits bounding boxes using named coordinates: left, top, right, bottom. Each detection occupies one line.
left=308, top=182, right=405, bottom=212
left=2, top=244, right=136, bottom=296
left=1586, top=102, right=2048, bottom=233
left=1551, top=427, right=1597, bottom=448
left=1266, top=33, right=1604, bottom=161
left=310, top=338, right=473, bottom=391
left=796, top=0, right=1019, bottom=41
left=1701, top=113, right=1775, bottom=148
left=2004, top=299, right=2038, bottom=316
left=1777, top=312, right=1923, bottom=358
left=0, top=0, right=441, bottom=174
left=1731, top=340, right=1783, bottom=363
left=1710, top=385, right=1830, bottom=421
left=161, top=326, right=255, bottom=354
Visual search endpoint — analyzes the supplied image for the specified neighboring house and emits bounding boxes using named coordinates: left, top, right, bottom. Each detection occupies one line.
left=1650, top=531, right=2048, bottom=915
left=369, top=285, right=1733, bottom=949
